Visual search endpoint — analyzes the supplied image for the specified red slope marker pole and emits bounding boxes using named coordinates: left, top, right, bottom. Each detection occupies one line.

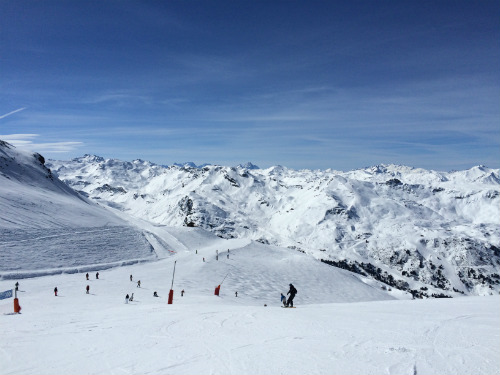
left=13, top=288, right=21, bottom=313
left=168, top=260, right=176, bottom=304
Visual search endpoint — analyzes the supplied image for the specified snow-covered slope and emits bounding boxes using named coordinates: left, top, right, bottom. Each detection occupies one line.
left=47, top=155, right=500, bottom=297
left=1, top=230, right=499, bottom=375
left=1, top=143, right=499, bottom=374
left=0, top=142, right=167, bottom=277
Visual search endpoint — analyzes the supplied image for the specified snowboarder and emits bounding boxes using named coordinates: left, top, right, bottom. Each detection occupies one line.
left=129, top=293, right=134, bottom=302
left=137, top=280, right=141, bottom=288
left=96, top=272, right=99, bottom=279
left=235, top=291, right=238, bottom=297
left=181, top=289, right=184, bottom=297
left=86, top=285, right=90, bottom=294
left=281, top=293, right=287, bottom=306
left=125, top=294, right=129, bottom=304
left=86, top=273, right=89, bottom=280
left=153, top=291, right=158, bottom=297
left=54, top=287, right=58, bottom=296
left=286, top=283, right=297, bottom=307
left=130, top=274, right=133, bottom=282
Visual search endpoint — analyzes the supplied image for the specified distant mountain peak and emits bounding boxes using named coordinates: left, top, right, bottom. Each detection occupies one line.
left=173, top=162, right=198, bottom=168
left=238, top=162, right=260, bottom=170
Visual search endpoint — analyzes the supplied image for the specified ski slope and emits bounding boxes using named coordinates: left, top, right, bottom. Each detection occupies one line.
left=1, top=229, right=499, bottom=375
left=1, top=140, right=499, bottom=374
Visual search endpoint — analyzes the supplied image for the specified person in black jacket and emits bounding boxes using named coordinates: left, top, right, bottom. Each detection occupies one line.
left=286, top=284, right=297, bottom=307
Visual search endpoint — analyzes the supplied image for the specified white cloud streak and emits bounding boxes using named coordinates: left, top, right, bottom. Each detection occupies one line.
left=0, top=107, right=26, bottom=119
left=0, top=134, right=83, bottom=153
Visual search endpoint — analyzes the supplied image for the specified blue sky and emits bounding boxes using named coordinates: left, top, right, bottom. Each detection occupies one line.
left=1, top=1, right=499, bottom=171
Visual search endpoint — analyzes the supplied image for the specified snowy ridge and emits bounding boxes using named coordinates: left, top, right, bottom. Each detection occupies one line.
left=46, top=154, right=500, bottom=297
left=0, top=142, right=170, bottom=276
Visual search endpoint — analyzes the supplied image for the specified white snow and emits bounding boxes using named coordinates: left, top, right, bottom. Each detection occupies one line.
left=1, top=230, right=499, bottom=375
left=1, top=140, right=500, bottom=374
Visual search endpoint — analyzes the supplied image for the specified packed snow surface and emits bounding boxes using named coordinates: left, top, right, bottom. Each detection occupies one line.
left=1, top=229, right=499, bottom=375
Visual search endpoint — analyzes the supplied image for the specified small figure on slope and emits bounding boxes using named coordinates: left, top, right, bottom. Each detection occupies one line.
left=129, top=293, right=134, bottom=302
left=96, top=272, right=99, bottom=279
left=281, top=293, right=286, bottom=306
left=130, top=274, right=133, bottom=282
left=137, top=280, right=141, bottom=288
left=54, top=287, right=58, bottom=296
left=235, top=291, right=238, bottom=297
left=181, top=289, right=184, bottom=297
left=153, top=291, right=158, bottom=297
left=125, top=294, right=129, bottom=304
left=86, top=273, right=89, bottom=281
left=86, top=285, right=90, bottom=294
left=286, top=283, right=297, bottom=307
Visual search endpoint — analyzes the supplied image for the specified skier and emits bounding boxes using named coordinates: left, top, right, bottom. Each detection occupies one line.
left=281, top=293, right=287, bottom=306
left=86, top=273, right=89, bottom=280
left=96, top=272, right=99, bottom=279
left=227, top=253, right=229, bottom=259
left=235, top=291, right=238, bottom=297
left=137, top=280, right=141, bottom=288
left=286, top=283, right=297, bottom=307
left=129, top=293, right=134, bottom=302
left=86, top=285, right=90, bottom=294
left=203, top=257, right=205, bottom=262
left=54, top=287, right=58, bottom=296
left=181, top=289, right=185, bottom=297
left=130, top=274, right=133, bottom=282
left=153, top=291, right=158, bottom=297
left=125, top=294, right=129, bottom=304
left=15, top=282, right=19, bottom=291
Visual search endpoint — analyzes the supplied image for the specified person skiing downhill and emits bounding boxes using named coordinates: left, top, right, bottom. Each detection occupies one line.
left=286, top=284, right=297, bottom=307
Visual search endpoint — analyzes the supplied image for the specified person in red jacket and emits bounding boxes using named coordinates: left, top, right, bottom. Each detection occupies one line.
left=54, top=287, right=58, bottom=296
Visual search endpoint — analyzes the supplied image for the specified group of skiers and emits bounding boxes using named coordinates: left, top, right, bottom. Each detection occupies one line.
left=50, top=258, right=299, bottom=307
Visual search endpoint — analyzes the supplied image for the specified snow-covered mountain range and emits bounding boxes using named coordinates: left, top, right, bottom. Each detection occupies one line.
left=1, top=140, right=500, bottom=374
left=43, top=152, right=500, bottom=297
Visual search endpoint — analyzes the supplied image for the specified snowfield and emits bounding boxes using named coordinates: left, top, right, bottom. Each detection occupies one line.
left=1, top=231, right=499, bottom=375
left=1, top=140, right=500, bottom=374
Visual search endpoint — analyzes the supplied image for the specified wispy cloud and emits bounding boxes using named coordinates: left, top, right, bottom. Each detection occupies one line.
left=0, top=107, right=26, bottom=119
left=0, top=134, right=83, bottom=153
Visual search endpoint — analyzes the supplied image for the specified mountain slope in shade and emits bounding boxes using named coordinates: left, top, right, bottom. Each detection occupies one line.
left=0, top=141, right=167, bottom=277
